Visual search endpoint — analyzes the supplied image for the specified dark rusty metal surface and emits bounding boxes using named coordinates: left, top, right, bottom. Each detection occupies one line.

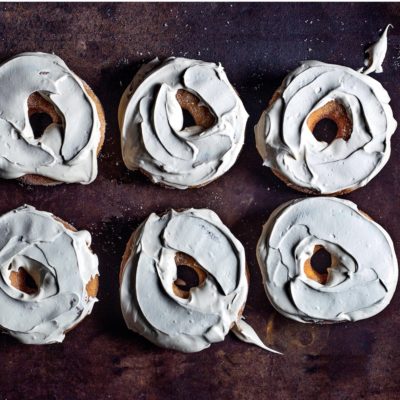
left=0, top=2, right=399, bottom=399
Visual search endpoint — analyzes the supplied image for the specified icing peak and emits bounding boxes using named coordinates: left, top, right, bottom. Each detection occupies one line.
left=361, top=24, right=393, bottom=75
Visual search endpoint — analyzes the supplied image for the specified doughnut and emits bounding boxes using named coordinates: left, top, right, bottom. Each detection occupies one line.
left=120, top=208, right=279, bottom=353
left=0, top=205, right=99, bottom=344
left=0, top=52, right=105, bottom=185
left=257, top=197, right=398, bottom=323
left=119, top=57, right=248, bottom=189
left=255, top=29, right=397, bottom=194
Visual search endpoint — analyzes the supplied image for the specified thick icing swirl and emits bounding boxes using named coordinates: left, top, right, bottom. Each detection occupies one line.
left=0, top=52, right=102, bottom=184
left=119, top=57, right=248, bottom=189
left=255, top=60, right=397, bottom=194
left=120, top=208, right=250, bottom=352
left=257, top=197, right=398, bottom=323
left=0, top=205, right=99, bottom=344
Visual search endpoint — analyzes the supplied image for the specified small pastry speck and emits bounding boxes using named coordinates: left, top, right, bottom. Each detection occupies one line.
left=0, top=205, right=99, bottom=344
left=119, top=57, right=248, bottom=189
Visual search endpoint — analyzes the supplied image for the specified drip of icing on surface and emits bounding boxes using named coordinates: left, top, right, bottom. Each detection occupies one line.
left=361, top=24, right=393, bottom=75
left=232, top=318, right=282, bottom=354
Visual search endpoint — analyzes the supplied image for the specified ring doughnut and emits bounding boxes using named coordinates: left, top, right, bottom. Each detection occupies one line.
left=255, top=59, right=397, bottom=194
left=257, top=197, right=398, bottom=323
left=0, top=52, right=105, bottom=185
left=119, top=57, right=248, bottom=189
left=120, top=208, right=280, bottom=353
left=0, top=205, right=99, bottom=344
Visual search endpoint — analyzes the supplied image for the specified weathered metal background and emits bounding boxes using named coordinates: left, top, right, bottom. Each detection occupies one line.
left=0, top=2, right=399, bottom=399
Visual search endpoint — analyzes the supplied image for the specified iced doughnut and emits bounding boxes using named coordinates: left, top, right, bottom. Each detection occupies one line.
left=119, top=57, right=248, bottom=189
left=255, top=26, right=397, bottom=194
left=0, top=52, right=105, bottom=185
left=257, top=197, right=398, bottom=323
left=0, top=205, right=99, bottom=344
left=120, top=208, right=279, bottom=353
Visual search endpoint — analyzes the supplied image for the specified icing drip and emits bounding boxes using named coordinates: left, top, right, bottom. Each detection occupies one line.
left=232, top=318, right=282, bottom=354
left=0, top=205, right=99, bottom=344
left=0, top=52, right=101, bottom=184
left=255, top=60, right=397, bottom=194
left=257, top=197, right=398, bottom=323
left=119, top=58, right=248, bottom=189
left=120, top=208, right=278, bottom=353
left=361, top=24, right=393, bottom=75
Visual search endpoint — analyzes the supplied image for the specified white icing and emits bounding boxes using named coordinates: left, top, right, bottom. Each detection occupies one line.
left=0, top=205, right=99, bottom=344
left=120, top=208, right=250, bottom=352
left=361, top=24, right=393, bottom=75
left=0, top=52, right=102, bottom=184
left=255, top=60, right=397, bottom=194
left=119, top=58, right=248, bottom=189
left=257, top=197, right=398, bottom=323
left=232, top=318, right=282, bottom=354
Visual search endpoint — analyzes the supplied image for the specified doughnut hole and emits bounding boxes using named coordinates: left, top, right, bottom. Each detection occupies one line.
left=9, top=267, right=38, bottom=295
left=304, top=245, right=332, bottom=285
left=176, top=89, right=215, bottom=130
left=28, top=92, right=62, bottom=139
left=173, top=252, right=207, bottom=299
left=307, top=100, right=352, bottom=144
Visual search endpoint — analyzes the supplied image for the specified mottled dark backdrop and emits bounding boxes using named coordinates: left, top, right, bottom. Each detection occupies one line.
left=0, top=2, right=399, bottom=400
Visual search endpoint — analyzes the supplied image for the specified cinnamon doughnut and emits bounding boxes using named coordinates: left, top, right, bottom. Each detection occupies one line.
left=0, top=52, right=105, bottom=185
left=0, top=205, right=99, bottom=344
left=119, top=57, right=248, bottom=189
left=120, top=208, right=279, bottom=353
left=257, top=197, right=398, bottom=323
left=255, top=27, right=397, bottom=194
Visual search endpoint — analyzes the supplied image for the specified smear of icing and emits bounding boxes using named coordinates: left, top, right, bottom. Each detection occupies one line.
left=119, top=57, right=248, bottom=189
left=0, top=205, right=99, bottom=344
left=361, top=24, right=393, bottom=75
left=257, top=197, right=398, bottom=323
left=232, top=318, right=282, bottom=354
left=120, top=209, right=254, bottom=353
left=0, top=53, right=101, bottom=184
left=255, top=60, right=397, bottom=194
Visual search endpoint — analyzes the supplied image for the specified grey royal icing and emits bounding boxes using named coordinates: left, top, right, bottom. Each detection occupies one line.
left=255, top=28, right=397, bottom=194
left=0, top=205, right=99, bottom=344
left=120, top=208, right=278, bottom=353
left=119, top=57, right=248, bottom=189
left=0, top=52, right=101, bottom=184
left=257, top=197, right=398, bottom=323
